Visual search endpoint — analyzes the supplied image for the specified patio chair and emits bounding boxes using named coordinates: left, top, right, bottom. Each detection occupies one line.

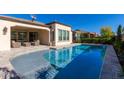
left=23, top=42, right=31, bottom=47
left=31, top=40, right=40, bottom=46
left=11, top=40, right=21, bottom=48
left=52, top=41, right=56, bottom=46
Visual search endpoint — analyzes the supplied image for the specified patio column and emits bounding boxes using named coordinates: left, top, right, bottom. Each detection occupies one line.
left=27, top=32, right=29, bottom=42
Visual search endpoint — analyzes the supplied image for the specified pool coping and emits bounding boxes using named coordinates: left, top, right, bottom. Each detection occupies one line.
left=100, top=45, right=122, bottom=79
left=49, top=43, right=81, bottom=50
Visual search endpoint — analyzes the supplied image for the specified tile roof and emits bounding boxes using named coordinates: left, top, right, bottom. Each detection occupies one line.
left=46, top=21, right=71, bottom=27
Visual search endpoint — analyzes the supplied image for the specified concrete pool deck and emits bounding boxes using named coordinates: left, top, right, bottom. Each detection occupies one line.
left=0, top=44, right=123, bottom=79
left=0, top=44, right=78, bottom=70
left=0, top=45, right=49, bottom=70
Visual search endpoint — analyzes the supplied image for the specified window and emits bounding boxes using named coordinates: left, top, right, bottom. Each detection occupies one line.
left=58, top=29, right=69, bottom=41
left=63, top=30, right=66, bottom=40
left=11, top=31, right=17, bottom=41
left=67, top=31, right=69, bottom=40
left=18, top=32, right=27, bottom=42
left=58, top=29, right=62, bottom=41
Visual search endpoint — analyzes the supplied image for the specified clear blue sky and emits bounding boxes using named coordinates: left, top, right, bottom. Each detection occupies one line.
left=2, top=14, right=124, bottom=34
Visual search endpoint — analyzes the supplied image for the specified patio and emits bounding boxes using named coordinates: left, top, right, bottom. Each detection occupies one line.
left=0, top=45, right=49, bottom=70
left=11, top=25, right=50, bottom=48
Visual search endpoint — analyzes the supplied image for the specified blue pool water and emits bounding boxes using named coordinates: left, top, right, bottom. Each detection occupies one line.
left=11, top=44, right=106, bottom=79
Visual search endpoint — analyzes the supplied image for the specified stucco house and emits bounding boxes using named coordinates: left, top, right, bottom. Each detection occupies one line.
left=46, top=21, right=72, bottom=46
left=72, top=29, right=97, bottom=42
left=0, top=16, right=72, bottom=51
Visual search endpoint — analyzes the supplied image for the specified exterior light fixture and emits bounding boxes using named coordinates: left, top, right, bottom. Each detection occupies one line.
left=50, top=26, right=54, bottom=31
left=3, top=26, right=8, bottom=35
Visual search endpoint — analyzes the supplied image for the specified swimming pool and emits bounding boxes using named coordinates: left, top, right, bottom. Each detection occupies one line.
left=11, top=44, right=106, bottom=79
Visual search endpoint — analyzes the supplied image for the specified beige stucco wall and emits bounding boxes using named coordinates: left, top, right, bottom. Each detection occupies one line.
left=0, top=19, right=50, bottom=51
left=39, top=30, right=50, bottom=45
left=0, top=24, right=11, bottom=51
left=53, top=23, right=72, bottom=46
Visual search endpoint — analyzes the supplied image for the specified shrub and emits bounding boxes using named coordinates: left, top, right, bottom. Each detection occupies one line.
left=80, top=37, right=113, bottom=44
left=76, top=39, right=82, bottom=43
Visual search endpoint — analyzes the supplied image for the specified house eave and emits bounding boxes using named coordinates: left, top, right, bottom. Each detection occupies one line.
left=0, top=15, right=49, bottom=28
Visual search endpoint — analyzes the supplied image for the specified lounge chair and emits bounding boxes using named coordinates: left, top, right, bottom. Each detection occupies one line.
left=11, top=40, right=21, bottom=48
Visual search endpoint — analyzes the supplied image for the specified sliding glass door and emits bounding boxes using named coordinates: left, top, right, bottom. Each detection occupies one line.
left=29, top=32, right=38, bottom=42
left=11, top=31, right=38, bottom=42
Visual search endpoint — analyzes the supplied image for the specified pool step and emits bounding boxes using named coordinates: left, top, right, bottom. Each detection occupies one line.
left=46, top=68, right=58, bottom=79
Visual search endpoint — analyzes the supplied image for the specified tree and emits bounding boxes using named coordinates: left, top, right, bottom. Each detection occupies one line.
left=100, top=27, right=113, bottom=38
left=112, top=32, right=115, bottom=36
left=117, top=25, right=123, bottom=41
left=122, top=27, right=124, bottom=34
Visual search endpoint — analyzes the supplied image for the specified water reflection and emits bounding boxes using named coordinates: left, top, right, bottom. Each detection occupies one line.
left=44, top=45, right=91, bottom=68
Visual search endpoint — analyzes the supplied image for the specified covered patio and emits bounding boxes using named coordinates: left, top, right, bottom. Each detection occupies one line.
left=11, top=25, right=50, bottom=48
